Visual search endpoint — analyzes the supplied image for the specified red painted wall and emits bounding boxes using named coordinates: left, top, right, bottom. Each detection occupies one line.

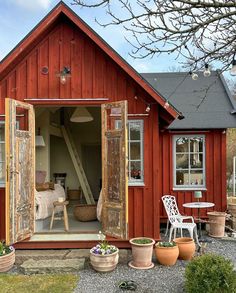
left=0, top=18, right=161, bottom=243
left=159, top=130, right=227, bottom=221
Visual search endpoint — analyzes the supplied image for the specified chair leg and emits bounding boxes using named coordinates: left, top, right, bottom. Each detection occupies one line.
left=180, top=229, right=183, bottom=237
left=174, top=228, right=177, bottom=239
left=169, top=226, right=174, bottom=242
left=165, top=219, right=169, bottom=236
left=188, top=228, right=194, bottom=239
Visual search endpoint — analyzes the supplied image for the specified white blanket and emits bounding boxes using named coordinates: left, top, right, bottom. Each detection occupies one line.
left=35, top=184, right=66, bottom=220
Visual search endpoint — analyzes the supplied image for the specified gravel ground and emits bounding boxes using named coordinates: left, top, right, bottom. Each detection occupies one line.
left=75, top=236, right=236, bottom=293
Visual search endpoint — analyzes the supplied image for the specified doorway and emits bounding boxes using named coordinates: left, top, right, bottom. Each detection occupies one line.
left=5, top=98, right=128, bottom=245
left=34, top=106, right=102, bottom=239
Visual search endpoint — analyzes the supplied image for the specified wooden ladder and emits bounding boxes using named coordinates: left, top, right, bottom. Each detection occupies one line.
left=61, top=125, right=95, bottom=205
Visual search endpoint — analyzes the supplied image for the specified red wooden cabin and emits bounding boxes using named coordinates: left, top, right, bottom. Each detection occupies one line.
left=0, top=2, right=235, bottom=249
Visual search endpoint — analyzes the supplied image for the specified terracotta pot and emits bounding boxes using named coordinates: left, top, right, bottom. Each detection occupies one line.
left=0, top=249, right=15, bottom=272
left=155, top=244, right=179, bottom=266
left=173, top=237, right=195, bottom=260
left=129, top=237, right=155, bottom=269
left=90, top=249, right=119, bottom=272
left=207, top=211, right=227, bottom=238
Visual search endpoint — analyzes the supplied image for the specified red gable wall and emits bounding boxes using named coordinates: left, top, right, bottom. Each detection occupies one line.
left=0, top=18, right=152, bottom=112
left=0, top=15, right=162, bottom=243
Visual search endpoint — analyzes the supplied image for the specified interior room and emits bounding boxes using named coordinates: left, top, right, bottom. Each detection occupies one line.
left=34, top=106, right=102, bottom=237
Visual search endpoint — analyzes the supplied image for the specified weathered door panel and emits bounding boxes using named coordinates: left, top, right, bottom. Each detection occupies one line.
left=5, top=98, right=35, bottom=245
left=101, top=101, right=128, bottom=239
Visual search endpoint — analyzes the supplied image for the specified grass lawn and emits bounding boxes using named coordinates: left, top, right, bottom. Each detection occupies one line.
left=0, top=273, right=79, bottom=293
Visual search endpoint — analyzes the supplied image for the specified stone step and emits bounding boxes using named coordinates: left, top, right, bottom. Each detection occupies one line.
left=20, top=258, right=85, bottom=274
left=16, top=249, right=131, bottom=265
left=15, top=249, right=90, bottom=265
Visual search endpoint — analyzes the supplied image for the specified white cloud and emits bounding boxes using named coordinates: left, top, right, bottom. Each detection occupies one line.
left=9, top=0, right=52, bottom=11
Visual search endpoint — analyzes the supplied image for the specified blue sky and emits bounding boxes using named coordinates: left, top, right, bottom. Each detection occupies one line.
left=0, top=0, right=184, bottom=73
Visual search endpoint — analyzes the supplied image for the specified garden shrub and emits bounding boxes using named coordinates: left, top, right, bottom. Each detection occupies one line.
left=185, top=253, right=236, bottom=293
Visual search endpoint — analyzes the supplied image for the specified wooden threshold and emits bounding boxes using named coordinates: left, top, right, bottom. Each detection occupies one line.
left=14, top=237, right=161, bottom=249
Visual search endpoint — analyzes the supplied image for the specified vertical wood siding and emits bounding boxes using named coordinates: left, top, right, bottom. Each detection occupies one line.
left=159, top=130, right=227, bottom=221
left=0, top=19, right=161, bottom=240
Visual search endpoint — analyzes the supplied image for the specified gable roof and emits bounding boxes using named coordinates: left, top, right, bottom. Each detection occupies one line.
left=142, top=71, right=236, bottom=129
left=0, top=1, right=180, bottom=120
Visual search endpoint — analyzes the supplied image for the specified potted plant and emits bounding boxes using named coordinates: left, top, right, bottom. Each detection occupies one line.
left=129, top=237, right=155, bottom=269
left=155, top=241, right=179, bottom=266
left=90, top=231, right=119, bottom=272
left=0, top=241, right=15, bottom=272
left=173, top=237, right=196, bottom=260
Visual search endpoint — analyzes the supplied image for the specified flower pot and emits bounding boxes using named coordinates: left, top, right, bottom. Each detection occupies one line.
left=0, top=249, right=15, bottom=272
left=173, top=237, right=195, bottom=260
left=155, top=244, right=179, bottom=266
left=207, top=211, right=227, bottom=238
left=90, top=249, right=119, bottom=272
left=129, top=237, right=155, bottom=269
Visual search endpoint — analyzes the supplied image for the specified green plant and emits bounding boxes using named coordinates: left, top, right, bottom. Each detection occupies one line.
left=155, top=241, right=176, bottom=247
left=185, top=254, right=236, bottom=293
left=131, top=238, right=153, bottom=245
left=91, top=231, right=118, bottom=255
left=0, top=241, right=14, bottom=256
left=0, top=274, right=79, bottom=293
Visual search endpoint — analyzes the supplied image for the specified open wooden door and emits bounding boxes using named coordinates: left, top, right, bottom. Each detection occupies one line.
left=101, top=101, right=128, bottom=239
left=5, top=98, right=35, bottom=245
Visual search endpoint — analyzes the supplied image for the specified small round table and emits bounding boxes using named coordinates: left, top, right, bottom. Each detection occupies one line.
left=183, top=202, right=215, bottom=238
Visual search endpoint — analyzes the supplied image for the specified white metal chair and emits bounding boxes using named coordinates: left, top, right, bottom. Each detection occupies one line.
left=162, top=195, right=200, bottom=246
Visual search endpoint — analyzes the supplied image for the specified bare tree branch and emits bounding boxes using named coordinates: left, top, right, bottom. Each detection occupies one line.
left=72, top=0, right=236, bottom=71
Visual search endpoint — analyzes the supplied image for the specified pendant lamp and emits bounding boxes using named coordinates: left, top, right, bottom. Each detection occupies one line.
left=70, top=107, right=93, bottom=123
left=35, top=128, right=45, bottom=147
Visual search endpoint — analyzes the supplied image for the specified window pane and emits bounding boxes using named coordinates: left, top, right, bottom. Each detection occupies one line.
left=130, top=122, right=141, bottom=140
left=176, top=154, right=189, bottom=169
left=176, top=137, right=188, bottom=153
left=0, top=125, right=4, bottom=141
left=130, top=142, right=140, bottom=160
left=190, top=153, right=203, bottom=169
left=176, top=170, right=189, bottom=185
left=0, top=162, right=5, bottom=182
left=130, top=161, right=141, bottom=180
left=190, top=137, right=203, bottom=152
left=190, top=170, right=204, bottom=185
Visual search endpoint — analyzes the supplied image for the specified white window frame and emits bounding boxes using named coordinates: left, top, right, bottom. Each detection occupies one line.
left=173, top=134, right=206, bottom=190
left=116, top=120, right=144, bottom=186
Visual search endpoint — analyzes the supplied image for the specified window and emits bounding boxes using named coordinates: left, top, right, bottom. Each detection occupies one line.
left=0, top=122, right=5, bottom=187
left=173, top=135, right=205, bottom=189
left=116, top=120, right=144, bottom=185
left=128, top=120, right=144, bottom=185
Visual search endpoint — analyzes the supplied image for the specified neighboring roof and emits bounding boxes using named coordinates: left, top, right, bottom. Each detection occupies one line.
left=142, top=71, right=236, bottom=129
left=0, top=1, right=181, bottom=121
